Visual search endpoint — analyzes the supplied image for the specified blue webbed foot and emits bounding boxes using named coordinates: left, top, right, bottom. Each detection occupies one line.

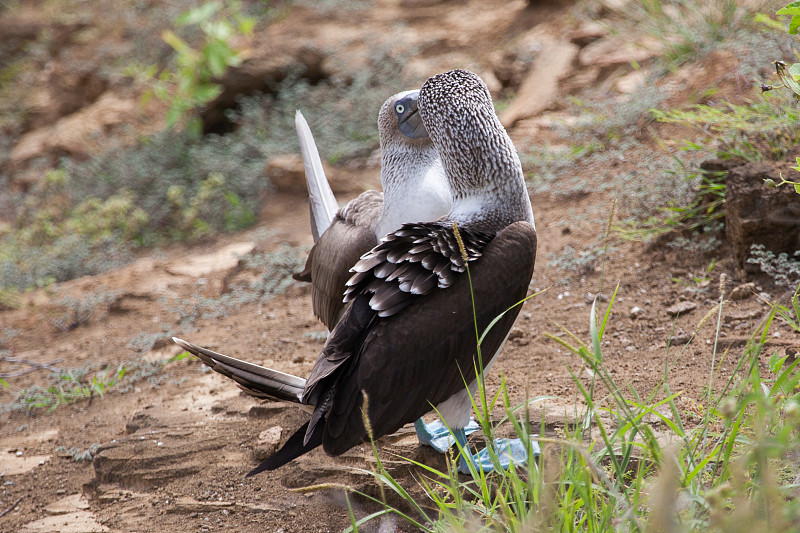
left=414, top=418, right=480, bottom=453
left=452, top=428, right=541, bottom=474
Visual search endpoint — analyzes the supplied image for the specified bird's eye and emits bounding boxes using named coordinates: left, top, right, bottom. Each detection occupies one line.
left=395, top=103, right=405, bottom=114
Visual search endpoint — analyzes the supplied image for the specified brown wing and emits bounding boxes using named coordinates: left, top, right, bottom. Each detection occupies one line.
left=302, top=221, right=537, bottom=456
left=295, top=191, right=382, bottom=329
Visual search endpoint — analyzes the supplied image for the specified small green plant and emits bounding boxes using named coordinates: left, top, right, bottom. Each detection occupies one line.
left=0, top=354, right=189, bottom=414
left=774, top=3, right=800, bottom=96
left=651, top=99, right=800, bottom=162
left=764, top=157, right=800, bottom=194
left=51, top=291, right=121, bottom=332
left=611, top=0, right=750, bottom=66
left=634, top=94, right=800, bottom=241
left=126, top=328, right=176, bottom=354
left=748, top=244, right=800, bottom=288
left=56, top=443, right=101, bottom=462
left=770, top=283, right=800, bottom=336
left=323, top=275, right=800, bottom=531
left=546, top=244, right=609, bottom=283
left=672, top=258, right=718, bottom=291
left=133, top=1, right=255, bottom=135
left=6, top=364, right=127, bottom=411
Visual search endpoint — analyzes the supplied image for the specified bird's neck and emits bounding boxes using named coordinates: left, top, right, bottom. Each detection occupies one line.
left=375, top=146, right=451, bottom=237
left=444, top=148, right=534, bottom=232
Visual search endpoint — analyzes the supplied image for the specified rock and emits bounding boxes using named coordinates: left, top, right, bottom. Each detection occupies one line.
left=500, top=36, right=579, bottom=127
left=125, top=411, right=167, bottom=434
left=724, top=309, right=762, bottom=322
left=569, top=20, right=607, bottom=47
left=44, top=494, right=90, bottom=515
left=600, top=0, right=632, bottom=10
left=166, top=497, right=234, bottom=514
left=724, top=161, right=800, bottom=275
left=729, top=282, right=756, bottom=301
left=669, top=330, right=692, bottom=346
left=265, top=154, right=307, bottom=195
left=92, top=427, right=242, bottom=490
left=508, top=327, right=529, bottom=346
left=0, top=452, right=50, bottom=476
left=584, top=292, right=608, bottom=304
left=492, top=33, right=543, bottom=90
left=0, top=14, right=47, bottom=44
left=248, top=402, right=287, bottom=419
left=579, top=35, right=664, bottom=69
left=9, top=92, right=135, bottom=170
left=258, top=426, right=282, bottom=445
left=666, top=301, right=697, bottom=317
left=252, top=425, right=282, bottom=461
left=629, top=306, right=646, bottom=319
left=19, top=511, right=109, bottom=533
left=165, top=242, right=255, bottom=277
left=615, top=69, right=647, bottom=94
left=479, top=69, right=504, bottom=97
left=201, top=45, right=327, bottom=133
left=26, top=63, right=108, bottom=130
left=264, top=153, right=358, bottom=197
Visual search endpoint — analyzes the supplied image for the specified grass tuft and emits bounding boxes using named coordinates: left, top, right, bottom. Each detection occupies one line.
left=315, top=276, right=800, bottom=531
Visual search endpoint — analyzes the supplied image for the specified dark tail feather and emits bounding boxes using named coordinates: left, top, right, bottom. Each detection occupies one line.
left=247, top=421, right=324, bottom=476
left=172, top=337, right=306, bottom=403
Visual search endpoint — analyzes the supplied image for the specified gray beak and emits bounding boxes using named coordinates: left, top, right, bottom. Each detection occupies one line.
left=396, top=92, right=429, bottom=139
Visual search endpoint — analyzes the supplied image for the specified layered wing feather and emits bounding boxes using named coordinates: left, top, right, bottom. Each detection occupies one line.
left=344, top=222, right=493, bottom=318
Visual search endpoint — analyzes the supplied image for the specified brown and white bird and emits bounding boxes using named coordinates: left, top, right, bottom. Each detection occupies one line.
left=175, top=69, right=538, bottom=475
left=176, top=89, right=475, bottom=456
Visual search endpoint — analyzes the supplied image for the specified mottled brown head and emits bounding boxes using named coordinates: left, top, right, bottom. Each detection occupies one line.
left=418, top=69, right=533, bottom=229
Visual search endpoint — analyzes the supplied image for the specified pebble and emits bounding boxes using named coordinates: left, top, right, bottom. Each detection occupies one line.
left=666, top=301, right=697, bottom=317
left=729, top=282, right=755, bottom=300
left=670, top=332, right=692, bottom=345
left=585, top=292, right=607, bottom=304
left=629, top=306, right=646, bottom=319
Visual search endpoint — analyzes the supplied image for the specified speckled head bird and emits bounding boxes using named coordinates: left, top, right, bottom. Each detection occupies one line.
left=293, top=90, right=479, bottom=451
left=174, top=88, right=482, bottom=461
left=230, top=68, right=538, bottom=475
left=176, top=70, right=538, bottom=474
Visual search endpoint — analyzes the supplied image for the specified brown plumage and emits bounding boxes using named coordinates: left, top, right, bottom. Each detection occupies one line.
left=175, top=70, right=537, bottom=476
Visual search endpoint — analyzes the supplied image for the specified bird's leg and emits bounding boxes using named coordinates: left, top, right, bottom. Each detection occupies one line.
left=414, top=417, right=480, bottom=453
left=454, top=429, right=541, bottom=475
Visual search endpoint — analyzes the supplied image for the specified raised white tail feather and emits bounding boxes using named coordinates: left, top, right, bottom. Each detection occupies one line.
left=172, top=337, right=307, bottom=404
left=295, top=110, right=339, bottom=243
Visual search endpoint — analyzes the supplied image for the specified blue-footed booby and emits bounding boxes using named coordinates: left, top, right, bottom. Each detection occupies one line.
left=293, top=90, right=480, bottom=450
left=177, top=69, right=538, bottom=476
left=174, top=88, right=484, bottom=457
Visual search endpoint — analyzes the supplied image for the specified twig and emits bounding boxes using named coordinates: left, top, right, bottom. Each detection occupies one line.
left=0, top=356, right=62, bottom=377
left=0, top=496, right=23, bottom=518
left=1, top=367, right=49, bottom=378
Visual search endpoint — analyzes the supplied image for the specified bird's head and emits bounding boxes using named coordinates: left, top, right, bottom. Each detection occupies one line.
left=379, top=90, right=431, bottom=147
left=418, top=69, right=533, bottom=228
